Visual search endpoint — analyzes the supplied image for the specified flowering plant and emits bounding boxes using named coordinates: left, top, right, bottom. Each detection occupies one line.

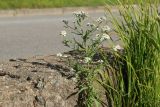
left=60, top=11, right=118, bottom=58
left=60, top=11, right=123, bottom=107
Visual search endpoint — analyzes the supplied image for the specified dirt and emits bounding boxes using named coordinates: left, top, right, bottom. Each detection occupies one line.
left=0, top=53, right=77, bottom=107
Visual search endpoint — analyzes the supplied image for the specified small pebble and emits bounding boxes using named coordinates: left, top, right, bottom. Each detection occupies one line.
left=26, top=76, right=32, bottom=81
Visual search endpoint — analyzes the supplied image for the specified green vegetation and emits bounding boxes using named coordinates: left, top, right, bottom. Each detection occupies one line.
left=60, top=0, right=160, bottom=107
left=0, top=0, right=152, bottom=9
left=0, top=0, right=117, bottom=9
left=105, top=1, right=160, bottom=106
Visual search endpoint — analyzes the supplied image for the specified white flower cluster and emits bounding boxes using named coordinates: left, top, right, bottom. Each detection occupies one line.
left=93, top=33, right=110, bottom=42
left=73, top=11, right=85, bottom=15
left=56, top=53, right=63, bottom=57
left=73, top=11, right=87, bottom=19
left=56, top=53, right=68, bottom=58
left=96, top=16, right=107, bottom=23
left=102, top=25, right=111, bottom=32
left=60, top=30, right=67, bottom=37
left=101, top=33, right=110, bottom=41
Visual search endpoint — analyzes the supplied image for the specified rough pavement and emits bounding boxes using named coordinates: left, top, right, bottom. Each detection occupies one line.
left=0, top=54, right=77, bottom=107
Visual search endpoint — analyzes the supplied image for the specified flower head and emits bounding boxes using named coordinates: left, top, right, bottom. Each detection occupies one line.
left=63, top=55, right=68, bottom=58
left=102, top=25, right=111, bottom=32
left=60, top=30, right=67, bottom=37
left=100, top=33, right=110, bottom=41
left=73, top=11, right=87, bottom=19
left=93, top=34, right=110, bottom=42
left=73, top=11, right=85, bottom=15
left=96, top=16, right=106, bottom=23
left=56, top=53, right=63, bottom=57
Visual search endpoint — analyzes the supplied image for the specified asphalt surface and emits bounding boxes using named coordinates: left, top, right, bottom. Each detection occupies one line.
left=0, top=11, right=107, bottom=60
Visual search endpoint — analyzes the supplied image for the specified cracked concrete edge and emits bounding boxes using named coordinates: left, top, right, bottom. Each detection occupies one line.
left=0, top=6, right=118, bottom=17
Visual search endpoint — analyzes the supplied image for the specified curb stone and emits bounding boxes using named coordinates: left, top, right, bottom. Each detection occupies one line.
left=0, top=6, right=118, bottom=17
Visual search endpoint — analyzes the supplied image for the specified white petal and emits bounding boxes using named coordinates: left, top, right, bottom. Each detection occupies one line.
left=97, top=60, right=104, bottom=63
left=63, top=55, right=68, bottom=58
left=56, top=53, right=63, bottom=57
